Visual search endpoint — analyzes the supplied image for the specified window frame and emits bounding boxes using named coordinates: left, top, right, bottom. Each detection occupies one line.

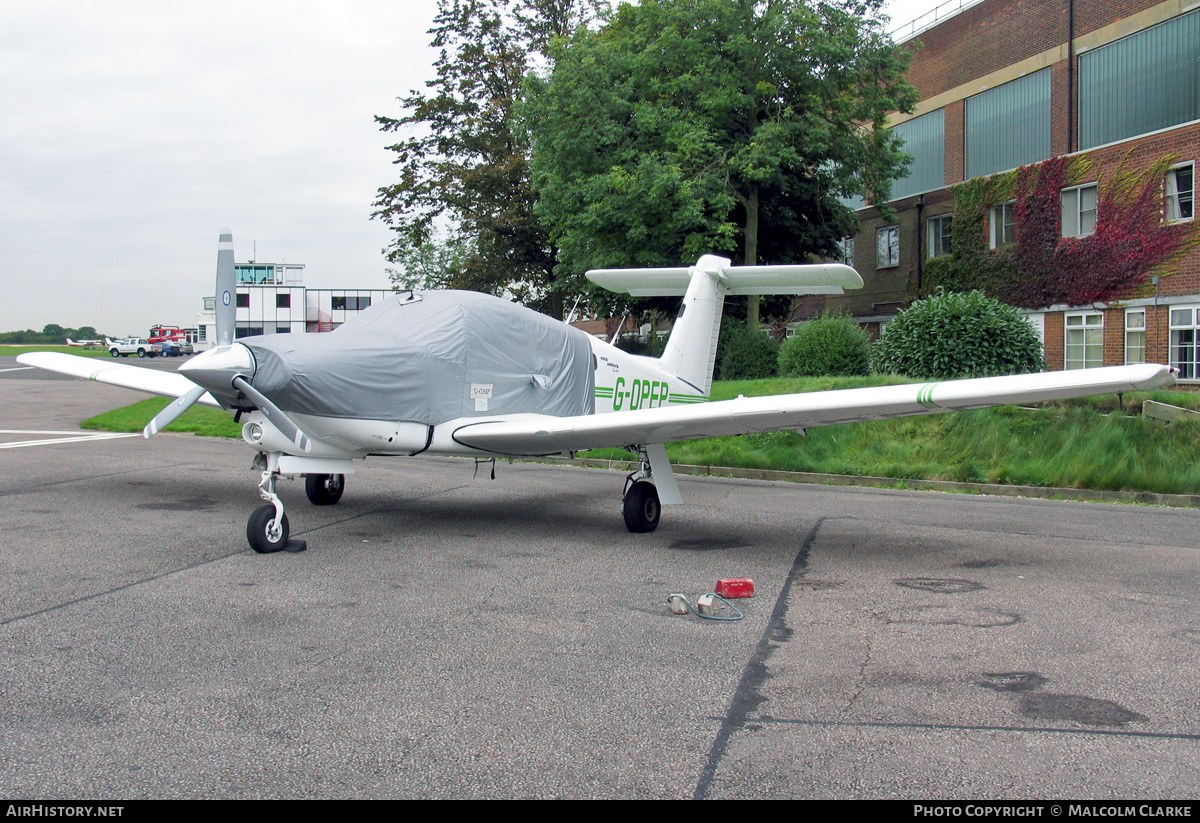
left=1061, top=183, right=1098, bottom=238
left=990, top=201, right=1016, bottom=248
left=876, top=225, right=900, bottom=269
left=1170, top=305, right=1200, bottom=380
left=835, top=237, right=855, bottom=266
left=1125, top=308, right=1146, bottom=365
left=1065, top=311, right=1105, bottom=370
left=1166, top=162, right=1195, bottom=224
left=927, top=214, right=953, bottom=258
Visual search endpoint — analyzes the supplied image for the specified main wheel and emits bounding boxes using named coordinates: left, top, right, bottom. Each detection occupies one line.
left=305, top=473, right=345, bottom=505
left=247, top=504, right=290, bottom=553
left=623, top=480, right=661, bottom=533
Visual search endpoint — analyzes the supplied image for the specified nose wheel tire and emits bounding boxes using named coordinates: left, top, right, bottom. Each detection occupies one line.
left=305, top=473, right=345, bottom=506
left=623, top=480, right=661, bottom=533
left=247, top=504, right=290, bottom=553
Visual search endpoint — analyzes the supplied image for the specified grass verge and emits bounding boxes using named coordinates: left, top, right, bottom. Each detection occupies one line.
left=81, top=397, right=242, bottom=438
left=1, top=345, right=113, bottom=357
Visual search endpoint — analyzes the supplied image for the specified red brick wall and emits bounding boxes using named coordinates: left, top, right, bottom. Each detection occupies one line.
left=945, top=100, right=965, bottom=185
left=902, top=0, right=1165, bottom=100
left=1043, top=311, right=1065, bottom=370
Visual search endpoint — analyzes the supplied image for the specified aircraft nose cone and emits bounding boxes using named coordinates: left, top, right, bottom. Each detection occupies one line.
left=179, top=343, right=256, bottom=399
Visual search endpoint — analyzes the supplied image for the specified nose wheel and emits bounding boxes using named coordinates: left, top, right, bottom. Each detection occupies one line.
left=247, top=467, right=306, bottom=553
left=247, top=504, right=291, bottom=553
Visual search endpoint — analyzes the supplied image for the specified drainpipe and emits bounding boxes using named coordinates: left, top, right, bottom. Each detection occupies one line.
left=915, top=195, right=925, bottom=293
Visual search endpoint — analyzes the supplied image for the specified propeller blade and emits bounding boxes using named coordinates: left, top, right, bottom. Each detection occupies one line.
left=215, top=228, right=236, bottom=348
left=232, top=375, right=311, bottom=453
left=143, top=385, right=208, bottom=439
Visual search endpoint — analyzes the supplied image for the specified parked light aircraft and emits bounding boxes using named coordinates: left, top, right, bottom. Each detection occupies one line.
left=20, top=231, right=1176, bottom=553
left=65, top=338, right=102, bottom=348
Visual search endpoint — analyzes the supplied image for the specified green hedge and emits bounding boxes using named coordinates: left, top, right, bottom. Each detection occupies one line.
left=872, top=289, right=1044, bottom=379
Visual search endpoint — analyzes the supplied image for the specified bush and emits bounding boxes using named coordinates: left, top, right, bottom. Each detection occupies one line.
left=778, top=311, right=872, bottom=377
left=871, top=289, right=1044, bottom=379
left=715, top=319, right=779, bottom=380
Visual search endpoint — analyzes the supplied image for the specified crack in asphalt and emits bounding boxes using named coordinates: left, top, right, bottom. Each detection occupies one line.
left=692, top=516, right=832, bottom=801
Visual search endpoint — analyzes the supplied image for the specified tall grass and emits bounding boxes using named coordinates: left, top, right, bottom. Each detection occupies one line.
left=664, top=377, right=1200, bottom=493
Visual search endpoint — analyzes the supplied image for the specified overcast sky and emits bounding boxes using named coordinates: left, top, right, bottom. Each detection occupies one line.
left=0, top=0, right=944, bottom=337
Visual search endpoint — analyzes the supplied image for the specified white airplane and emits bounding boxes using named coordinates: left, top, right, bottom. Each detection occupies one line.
left=19, top=230, right=1176, bottom=553
left=65, top=338, right=102, bottom=348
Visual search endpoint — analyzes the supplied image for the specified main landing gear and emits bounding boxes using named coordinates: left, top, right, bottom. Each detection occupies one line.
left=305, top=473, right=345, bottom=505
left=623, top=445, right=661, bottom=533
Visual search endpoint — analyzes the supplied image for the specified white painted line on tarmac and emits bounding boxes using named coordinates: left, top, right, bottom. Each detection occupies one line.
left=0, top=431, right=140, bottom=449
left=0, top=431, right=117, bottom=439
left=0, top=366, right=34, bottom=373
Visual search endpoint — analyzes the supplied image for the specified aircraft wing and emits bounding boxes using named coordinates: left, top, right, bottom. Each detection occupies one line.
left=451, top=364, right=1176, bottom=456
left=15, top=352, right=221, bottom=408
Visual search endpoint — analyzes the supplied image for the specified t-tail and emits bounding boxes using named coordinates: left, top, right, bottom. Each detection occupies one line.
left=586, top=255, right=863, bottom=396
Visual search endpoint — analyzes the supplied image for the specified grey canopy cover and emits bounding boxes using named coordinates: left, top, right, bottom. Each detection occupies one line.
left=240, top=291, right=595, bottom=425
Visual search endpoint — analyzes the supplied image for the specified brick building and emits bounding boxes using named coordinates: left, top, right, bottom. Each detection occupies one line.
left=806, top=0, right=1199, bottom=378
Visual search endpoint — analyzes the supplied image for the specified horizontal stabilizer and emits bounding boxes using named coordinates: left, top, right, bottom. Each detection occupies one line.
left=587, top=257, right=862, bottom=296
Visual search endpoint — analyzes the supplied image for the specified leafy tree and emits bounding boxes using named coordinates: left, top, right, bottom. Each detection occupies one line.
left=373, top=0, right=605, bottom=316
left=871, top=290, right=1044, bottom=379
left=528, top=0, right=916, bottom=327
left=779, top=310, right=871, bottom=377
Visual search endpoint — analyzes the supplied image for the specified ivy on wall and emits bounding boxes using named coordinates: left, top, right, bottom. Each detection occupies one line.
left=920, top=153, right=1199, bottom=309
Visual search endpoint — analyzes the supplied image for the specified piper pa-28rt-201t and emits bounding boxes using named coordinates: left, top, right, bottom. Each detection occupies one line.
left=19, top=231, right=1176, bottom=553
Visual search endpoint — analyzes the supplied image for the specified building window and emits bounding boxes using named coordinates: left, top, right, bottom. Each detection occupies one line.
left=333, top=295, right=371, bottom=311
left=1065, top=312, right=1104, bottom=369
left=965, top=68, right=1051, bottom=178
left=928, top=215, right=952, bottom=257
left=235, top=326, right=263, bottom=339
left=876, top=226, right=899, bottom=268
left=1126, top=310, right=1146, bottom=365
left=835, top=237, right=854, bottom=266
left=1061, top=184, right=1098, bottom=238
left=1166, top=163, right=1195, bottom=223
left=276, top=325, right=291, bottom=334
left=890, top=108, right=946, bottom=201
left=1170, top=307, right=1200, bottom=379
left=990, top=202, right=1016, bottom=248
left=1079, top=8, right=1200, bottom=149
left=276, top=293, right=291, bottom=309
left=236, top=293, right=249, bottom=309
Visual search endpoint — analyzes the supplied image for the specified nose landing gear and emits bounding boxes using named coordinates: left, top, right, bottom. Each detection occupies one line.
left=246, top=463, right=306, bottom=553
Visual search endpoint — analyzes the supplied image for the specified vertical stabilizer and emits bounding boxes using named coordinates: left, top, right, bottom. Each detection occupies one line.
left=658, top=256, right=731, bottom=396
left=215, top=229, right=236, bottom=348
